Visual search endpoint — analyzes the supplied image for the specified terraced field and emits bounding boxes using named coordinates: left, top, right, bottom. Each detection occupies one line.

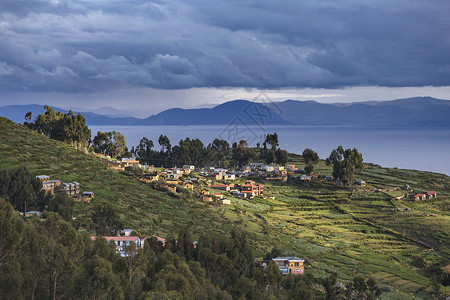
left=214, top=170, right=449, bottom=299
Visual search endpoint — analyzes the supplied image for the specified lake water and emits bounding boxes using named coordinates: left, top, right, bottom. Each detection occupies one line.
left=90, top=125, right=450, bottom=175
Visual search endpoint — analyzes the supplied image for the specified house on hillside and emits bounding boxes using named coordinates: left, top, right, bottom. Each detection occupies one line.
left=59, top=182, right=80, bottom=195
left=41, top=179, right=61, bottom=194
left=139, top=173, right=159, bottom=183
left=355, top=180, right=366, bottom=186
left=242, top=166, right=251, bottom=172
left=286, top=165, right=297, bottom=171
left=223, top=173, right=236, bottom=181
left=211, top=184, right=230, bottom=191
left=36, top=175, right=50, bottom=183
left=250, top=163, right=264, bottom=168
left=26, top=211, right=42, bottom=218
left=426, top=191, right=437, bottom=199
left=212, top=193, right=223, bottom=199
left=261, top=165, right=275, bottom=172
left=272, top=257, right=305, bottom=275
left=413, top=193, right=426, bottom=201
left=182, top=182, right=194, bottom=190
left=121, top=158, right=140, bottom=167
left=241, top=180, right=263, bottom=197
left=91, top=236, right=142, bottom=257
left=300, top=175, right=311, bottom=181
left=182, top=165, right=195, bottom=171
left=202, top=195, right=213, bottom=202
left=82, top=191, right=94, bottom=199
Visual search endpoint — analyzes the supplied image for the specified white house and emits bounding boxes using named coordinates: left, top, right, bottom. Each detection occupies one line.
left=261, top=165, right=275, bottom=172
left=91, top=236, right=142, bottom=257
left=223, top=173, right=236, bottom=181
left=182, top=165, right=195, bottom=171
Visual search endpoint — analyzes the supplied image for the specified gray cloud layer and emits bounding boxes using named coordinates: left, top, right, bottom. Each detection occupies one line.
left=1, top=0, right=449, bottom=92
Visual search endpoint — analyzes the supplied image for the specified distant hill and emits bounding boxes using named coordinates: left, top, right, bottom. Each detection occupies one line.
left=1, top=97, right=449, bottom=126
left=0, top=104, right=141, bottom=125
left=139, top=100, right=289, bottom=125
left=276, top=97, right=450, bottom=126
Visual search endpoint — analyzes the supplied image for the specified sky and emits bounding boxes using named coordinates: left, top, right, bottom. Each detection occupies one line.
left=1, top=0, right=449, bottom=117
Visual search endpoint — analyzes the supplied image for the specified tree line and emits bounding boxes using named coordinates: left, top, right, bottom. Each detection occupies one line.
left=25, top=107, right=364, bottom=185
left=25, top=106, right=91, bottom=149
left=0, top=196, right=387, bottom=300
left=126, top=133, right=289, bottom=168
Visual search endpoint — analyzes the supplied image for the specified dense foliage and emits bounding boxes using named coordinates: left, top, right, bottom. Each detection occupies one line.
left=134, top=133, right=290, bottom=168
left=0, top=197, right=386, bottom=300
left=0, top=167, right=73, bottom=221
left=25, top=106, right=91, bottom=149
left=326, top=146, right=364, bottom=186
left=302, top=148, right=319, bottom=174
left=92, top=130, right=127, bottom=158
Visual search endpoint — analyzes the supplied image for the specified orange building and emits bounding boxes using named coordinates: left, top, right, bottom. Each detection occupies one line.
left=272, top=257, right=304, bottom=275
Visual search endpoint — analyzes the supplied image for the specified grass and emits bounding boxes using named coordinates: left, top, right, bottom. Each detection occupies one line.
left=1, top=117, right=449, bottom=299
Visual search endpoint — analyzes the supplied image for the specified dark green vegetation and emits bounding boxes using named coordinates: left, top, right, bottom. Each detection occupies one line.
left=92, top=130, right=128, bottom=158
left=1, top=116, right=449, bottom=299
left=24, top=105, right=91, bottom=149
left=326, top=146, right=364, bottom=186
left=134, top=132, right=288, bottom=168
left=0, top=167, right=74, bottom=221
left=1, top=198, right=385, bottom=299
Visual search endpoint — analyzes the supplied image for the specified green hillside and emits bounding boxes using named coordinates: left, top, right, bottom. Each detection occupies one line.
left=1, top=116, right=449, bottom=299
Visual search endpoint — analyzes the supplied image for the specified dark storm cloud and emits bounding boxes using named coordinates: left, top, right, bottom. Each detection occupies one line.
left=0, top=0, right=449, bottom=92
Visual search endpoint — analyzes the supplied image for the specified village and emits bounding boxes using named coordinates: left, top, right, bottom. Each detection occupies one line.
left=28, top=152, right=439, bottom=279
left=92, top=155, right=438, bottom=205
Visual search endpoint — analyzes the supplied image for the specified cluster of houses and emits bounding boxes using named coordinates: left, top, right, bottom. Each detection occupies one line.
left=95, top=155, right=154, bottom=171
left=36, top=175, right=94, bottom=202
left=133, top=163, right=357, bottom=206
left=135, top=161, right=376, bottom=206
left=137, top=163, right=272, bottom=205
left=413, top=191, right=437, bottom=201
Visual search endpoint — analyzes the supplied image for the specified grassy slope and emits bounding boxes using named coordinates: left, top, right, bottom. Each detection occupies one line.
left=1, top=117, right=449, bottom=299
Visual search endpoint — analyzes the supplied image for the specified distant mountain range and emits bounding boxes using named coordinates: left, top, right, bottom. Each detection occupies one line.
left=1, top=97, right=449, bottom=127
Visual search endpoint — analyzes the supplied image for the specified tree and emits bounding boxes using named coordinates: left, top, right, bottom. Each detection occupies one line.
left=232, top=140, right=254, bottom=168
left=158, top=135, right=172, bottom=153
left=27, top=105, right=91, bottom=148
left=0, top=166, right=45, bottom=212
left=0, top=198, right=24, bottom=299
left=25, top=111, right=33, bottom=121
left=323, top=273, right=345, bottom=300
left=303, top=148, right=319, bottom=174
left=344, top=275, right=382, bottom=300
left=92, top=203, right=122, bottom=235
left=92, top=131, right=127, bottom=158
left=326, top=146, right=363, bottom=186
left=47, top=193, right=73, bottom=222
left=264, top=133, right=279, bottom=164
left=275, top=149, right=288, bottom=166
left=124, top=244, right=148, bottom=300
left=75, top=255, right=124, bottom=300
left=136, top=137, right=155, bottom=163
